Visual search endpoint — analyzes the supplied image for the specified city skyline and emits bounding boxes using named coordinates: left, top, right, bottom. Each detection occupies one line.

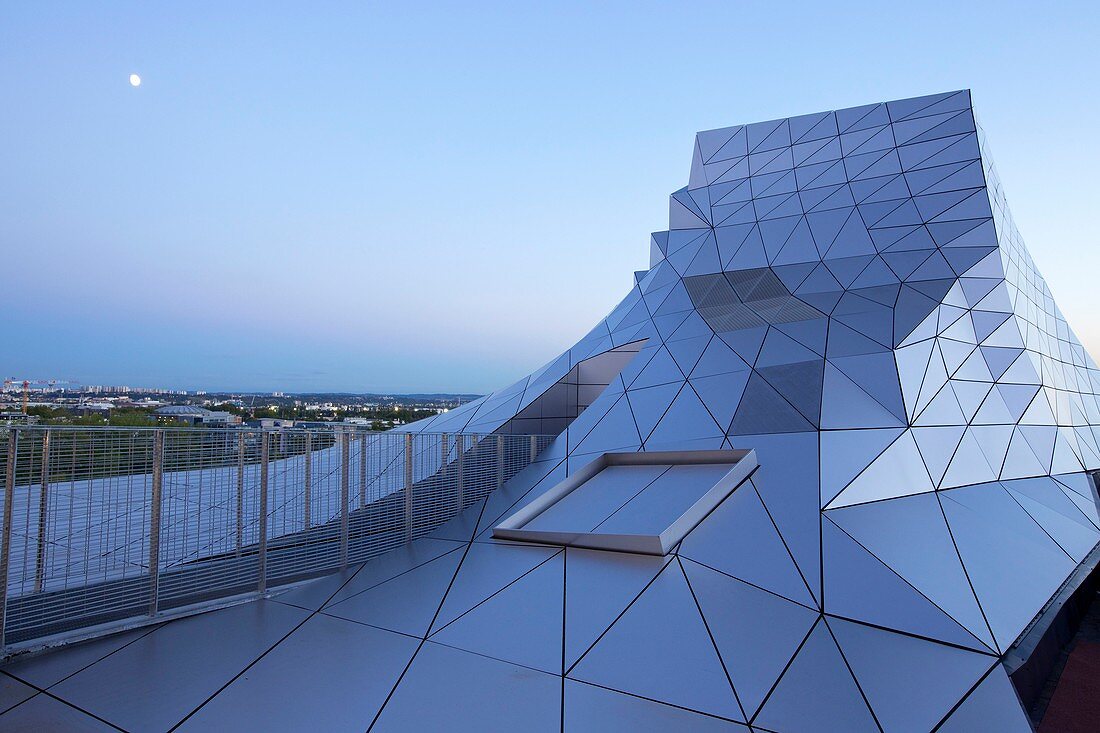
left=4, top=2, right=1099, bottom=393
left=0, top=377, right=482, bottom=398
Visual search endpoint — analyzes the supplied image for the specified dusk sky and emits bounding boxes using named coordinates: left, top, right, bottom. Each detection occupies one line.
left=3, top=2, right=1098, bottom=393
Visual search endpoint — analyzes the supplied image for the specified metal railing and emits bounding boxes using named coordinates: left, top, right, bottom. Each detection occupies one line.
left=0, top=425, right=552, bottom=656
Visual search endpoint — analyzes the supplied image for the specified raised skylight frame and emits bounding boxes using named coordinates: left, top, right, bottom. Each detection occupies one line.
left=493, top=449, right=757, bottom=555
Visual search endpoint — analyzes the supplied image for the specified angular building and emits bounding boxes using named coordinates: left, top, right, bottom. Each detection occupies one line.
left=380, top=89, right=1100, bottom=731
left=3, top=90, right=1098, bottom=731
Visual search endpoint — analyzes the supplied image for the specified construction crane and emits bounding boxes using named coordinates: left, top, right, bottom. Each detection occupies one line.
left=4, top=377, right=54, bottom=414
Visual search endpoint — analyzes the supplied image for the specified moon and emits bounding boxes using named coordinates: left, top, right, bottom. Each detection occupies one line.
left=129, top=74, right=142, bottom=87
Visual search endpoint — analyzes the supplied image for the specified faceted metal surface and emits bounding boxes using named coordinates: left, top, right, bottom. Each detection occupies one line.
left=1, top=90, right=1090, bottom=731
left=0, top=693, right=117, bottom=731
left=43, top=600, right=309, bottom=731
left=176, top=614, right=419, bottom=733
left=371, top=641, right=562, bottom=733
left=0, top=674, right=36, bottom=716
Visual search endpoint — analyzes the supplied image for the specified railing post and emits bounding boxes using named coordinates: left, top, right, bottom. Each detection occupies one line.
left=303, top=432, right=312, bottom=531
left=34, top=429, right=51, bottom=593
left=339, top=431, right=349, bottom=568
left=359, top=433, right=367, bottom=508
left=404, top=433, right=414, bottom=541
left=0, top=430, right=18, bottom=649
left=496, top=434, right=505, bottom=489
left=148, top=430, right=164, bottom=616
left=456, top=433, right=465, bottom=511
left=257, top=432, right=269, bottom=594
left=235, top=433, right=245, bottom=557
left=530, top=434, right=538, bottom=463
left=441, top=432, right=449, bottom=475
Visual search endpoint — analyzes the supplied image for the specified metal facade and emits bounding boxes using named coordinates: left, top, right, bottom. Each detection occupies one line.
left=1, top=90, right=1095, bottom=731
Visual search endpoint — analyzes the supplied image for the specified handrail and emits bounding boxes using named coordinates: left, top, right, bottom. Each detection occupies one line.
left=0, top=425, right=553, bottom=658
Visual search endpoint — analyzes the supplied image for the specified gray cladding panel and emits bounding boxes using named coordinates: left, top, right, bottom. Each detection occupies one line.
left=372, top=641, right=562, bottom=733
left=494, top=450, right=756, bottom=554
left=0, top=694, right=117, bottom=732
left=563, top=680, right=748, bottom=732
left=522, top=464, right=671, bottom=533
left=593, top=464, right=733, bottom=535
left=176, top=614, right=418, bottom=733
left=46, top=600, right=310, bottom=732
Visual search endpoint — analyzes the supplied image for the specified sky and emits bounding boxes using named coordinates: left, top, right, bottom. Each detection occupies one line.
left=2, top=2, right=1098, bottom=393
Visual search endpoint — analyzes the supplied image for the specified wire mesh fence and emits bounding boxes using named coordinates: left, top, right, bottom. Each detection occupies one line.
left=0, top=426, right=552, bottom=655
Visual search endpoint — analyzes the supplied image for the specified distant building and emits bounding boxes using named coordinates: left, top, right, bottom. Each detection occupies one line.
left=246, top=418, right=295, bottom=430
left=154, top=405, right=242, bottom=426
left=203, top=411, right=241, bottom=426
left=292, top=420, right=378, bottom=431
left=1, top=412, right=40, bottom=426
left=291, top=420, right=336, bottom=429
